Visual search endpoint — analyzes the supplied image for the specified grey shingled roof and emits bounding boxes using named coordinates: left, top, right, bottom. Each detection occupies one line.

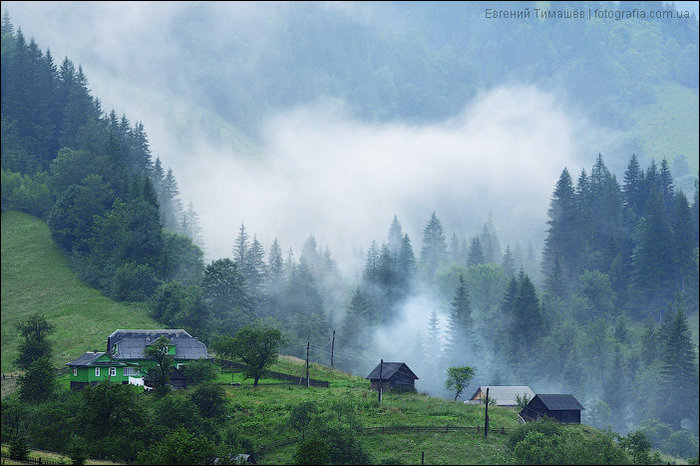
left=469, top=386, right=536, bottom=406
left=535, top=394, right=585, bottom=411
left=109, top=329, right=208, bottom=360
left=366, top=362, right=418, bottom=380
left=66, top=351, right=105, bottom=367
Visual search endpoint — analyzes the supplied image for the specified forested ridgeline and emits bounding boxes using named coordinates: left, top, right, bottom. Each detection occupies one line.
left=1, top=17, right=203, bottom=303
left=1, top=11, right=699, bottom=461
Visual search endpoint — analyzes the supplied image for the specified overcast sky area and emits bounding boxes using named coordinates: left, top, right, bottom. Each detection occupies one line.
left=4, top=1, right=657, bottom=273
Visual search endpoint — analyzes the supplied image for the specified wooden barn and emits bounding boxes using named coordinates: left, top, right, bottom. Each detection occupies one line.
left=519, top=394, right=584, bottom=424
left=366, top=362, right=418, bottom=392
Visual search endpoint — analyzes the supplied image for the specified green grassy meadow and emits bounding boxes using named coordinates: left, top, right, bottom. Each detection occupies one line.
left=1, top=211, right=162, bottom=374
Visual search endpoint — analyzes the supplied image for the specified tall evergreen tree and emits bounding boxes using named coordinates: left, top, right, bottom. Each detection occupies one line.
left=479, top=217, right=501, bottom=264
left=233, top=223, right=249, bottom=265
left=420, top=212, right=447, bottom=278
left=467, top=237, right=485, bottom=267
left=1, top=10, right=14, bottom=35
left=387, top=215, right=403, bottom=256
left=657, top=303, right=699, bottom=430
left=501, top=245, right=516, bottom=279
left=542, top=168, right=578, bottom=290
left=396, top=233, right=416, bottom=291
left=363, top=240, right=380, bottom=283
left=159, top=168, right=183, bottom=232
left=341, top=287, right=371, bottom=350
left=623, top=154, right=644, bottom=218
left=444, top=275, right=473, bottom=364
left=244, top=235, right=267, bottom=298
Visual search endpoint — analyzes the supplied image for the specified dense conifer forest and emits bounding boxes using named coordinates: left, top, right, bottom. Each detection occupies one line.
left=1, top=4, right=699, bottom=463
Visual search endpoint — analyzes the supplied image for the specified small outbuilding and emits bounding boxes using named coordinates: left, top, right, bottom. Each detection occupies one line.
left=519, top=394, right=584, bottom=424
left=466, top=385, right=535, bottom=407
left=366, top=362, right=418, bottom=392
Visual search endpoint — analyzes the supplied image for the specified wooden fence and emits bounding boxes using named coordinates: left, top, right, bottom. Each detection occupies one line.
left=215, top=359, right=330, bottom=388
left=363, top=425, right=511, bottom=435
left=1, top=451, right=66, bottom=465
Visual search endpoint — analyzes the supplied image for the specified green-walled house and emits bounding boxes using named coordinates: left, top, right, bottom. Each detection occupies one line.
left=66, top=329, right=209, bottom=390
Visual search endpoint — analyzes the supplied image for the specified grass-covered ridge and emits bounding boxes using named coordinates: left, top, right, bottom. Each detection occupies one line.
left=1, top=211, right=162, bottom=373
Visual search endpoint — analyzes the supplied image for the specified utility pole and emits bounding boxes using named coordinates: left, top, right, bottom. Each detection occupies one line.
left=306, top=342, right=310, bottom=388
left=484, top=387, right=489, bottom=438
left=331, top=330, right=335, bottom=368
left=378, top=359, right=383, bottom=402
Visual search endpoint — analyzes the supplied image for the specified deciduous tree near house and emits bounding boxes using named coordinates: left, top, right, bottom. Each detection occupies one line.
left=213, top=325, right=285, bottom=386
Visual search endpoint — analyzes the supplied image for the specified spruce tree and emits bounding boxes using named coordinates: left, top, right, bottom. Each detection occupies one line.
left=420, top=212, right=447, bottom=278
left=363, top=240, right=379, bottom=283
left=444, top=275, right=473, bottom=363
left=1, top=10, right=14, bottom=35
left=657, top=303, right=699, bottom=430
left=542, top=168, right=578, bottom=289
left=233, top=223, right=249, bottom=265
left=341, top=287, right=370, bottom=349
left=244, top=235, right=267, bottom=297
left=501, top=245, right=516, bottom=279
left=623, top=154, right=643, bottom=218
left=479, top=217, right=501, bottom=264
left=467, top=237, right=485, bottom=267
left=397, top=233, right=416, bottom=291
left=387, top=215, right=403, bottom=256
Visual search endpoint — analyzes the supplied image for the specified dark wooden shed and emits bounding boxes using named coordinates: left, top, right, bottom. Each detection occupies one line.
left=519, top=394, right=584, bottom=424
left=366, top=362, right=418, bottom=392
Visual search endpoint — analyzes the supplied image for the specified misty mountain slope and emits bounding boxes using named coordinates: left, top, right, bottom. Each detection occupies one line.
left=7, top=2, right=698, bottom=176
left=0, top=211, right=162, bottom=374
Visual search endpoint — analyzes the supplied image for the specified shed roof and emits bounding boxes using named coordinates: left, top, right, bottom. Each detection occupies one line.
left=534, top=394, right=584, bottom=411
left=109, top=329, right=208, bottom=360
left=366, top=362, right=418, bottom=381
left=468, top=386, right=535, bottom=406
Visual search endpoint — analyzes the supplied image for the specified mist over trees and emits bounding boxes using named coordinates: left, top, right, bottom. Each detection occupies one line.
left=2, top=5, right=699, bottom=461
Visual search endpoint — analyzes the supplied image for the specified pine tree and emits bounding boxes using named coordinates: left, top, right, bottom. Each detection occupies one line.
left=1, top=10, right=14, bottom=35
left=444, top=275, right=473, bottom=364
left=501, top=245, right=516, bottom=279
left=545, top=252, right=566, bottom=298
left=363, top=240, right=380, bottom=283
left=542, top=168, right=578, bottom=289
left=671, top=191, right=696, bottom=300
left=631, top=189, right=674, bottom=316
left=341, top=287, right=371, bottom=349
left=244, top=235, right=267, bottom=297
left=657, top=303, right=699, bottom=430
left=467, top=237, right=485, bottom=267
left=425, top=310, right=441, bottom=376
left=420, top=212, right=447, bottom=278
left=159, top=168, right=183, bottom=232
left=180, top=202, right=203, bottom=247
left=623, top=154, right=644, bottom=218
left=397, top=233, right=416, bottom=291
left=233, top=224, right=249, bottom=265
left=387, top=215, right=403, bottom=256
left=479, top=217, right=501, bottom=264
left=268, top=239, right=284, bottom=285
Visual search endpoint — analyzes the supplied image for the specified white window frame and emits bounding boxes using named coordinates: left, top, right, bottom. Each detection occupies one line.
left=123, top=367, right=137, bottom=376
left=109, top=367, right=116, bottom=377
left=95, top=367, right=100, bottom=377
left=176, top=363, right=183, bottom=370
left=73, top=368, right=77, bottom=377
